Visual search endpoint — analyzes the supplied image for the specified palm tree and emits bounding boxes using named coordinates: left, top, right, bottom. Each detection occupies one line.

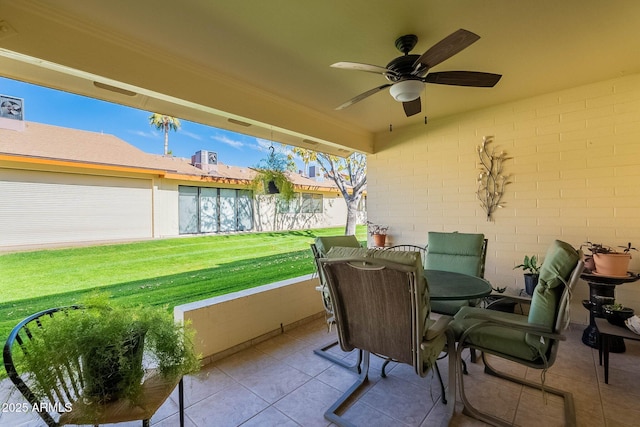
left=149, top=113, right=181, bottom=155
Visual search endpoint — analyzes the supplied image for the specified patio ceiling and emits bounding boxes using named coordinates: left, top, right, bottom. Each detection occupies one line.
left=1, top=1, right=640, bottom=156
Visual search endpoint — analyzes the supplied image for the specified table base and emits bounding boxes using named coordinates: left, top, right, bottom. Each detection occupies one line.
left=582, top=324, right=626, bottom=353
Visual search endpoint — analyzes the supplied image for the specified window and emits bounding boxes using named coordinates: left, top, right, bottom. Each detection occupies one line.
left=311, top=194, right=323, bottom=213
left=178, top=186, right=253, bottom=234
left=277, top=193, right=323, bottom=214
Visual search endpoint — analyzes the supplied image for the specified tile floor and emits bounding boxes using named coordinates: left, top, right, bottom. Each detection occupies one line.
left=2, top=317, right=640, bottom=427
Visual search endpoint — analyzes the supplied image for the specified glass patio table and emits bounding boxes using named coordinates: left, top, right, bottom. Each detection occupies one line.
left=425, top=269, right=492, bottom=300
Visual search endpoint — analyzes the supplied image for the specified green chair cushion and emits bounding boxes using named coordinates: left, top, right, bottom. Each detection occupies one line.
left=430, top=299, right=470, bottom=316
left=452, top=306, right=540, bottom=361
left=314, top=235, right=361, bottom=256
left=525, top=240, right=579, bottom=351
left=425, top=232, right=485, bottom=277
left=425, top=232, right=485, bottom=315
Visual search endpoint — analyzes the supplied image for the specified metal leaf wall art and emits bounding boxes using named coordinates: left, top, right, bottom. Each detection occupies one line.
left=476, top=136, right=511, bottom=221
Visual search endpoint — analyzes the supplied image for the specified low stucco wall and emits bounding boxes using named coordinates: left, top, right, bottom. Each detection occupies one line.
left=174, top=274, right=324, bottom=364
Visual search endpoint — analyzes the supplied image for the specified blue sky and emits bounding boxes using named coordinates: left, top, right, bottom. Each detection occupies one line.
left=1, top=76, right=294, bottom=168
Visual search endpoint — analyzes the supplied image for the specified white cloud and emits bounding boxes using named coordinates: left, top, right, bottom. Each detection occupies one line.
left=129, top=129, right=157, bottom=138
left=182, top=130, right=203, bottom=141
left=211, top=135, right=245, bottom=149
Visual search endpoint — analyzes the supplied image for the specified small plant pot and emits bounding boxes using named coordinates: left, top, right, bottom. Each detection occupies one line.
left=524, top=274, right=539, bottom=296
left=372, top=234, right=386, bottom=247
left=82, top=329, right=146, bottom=402
left=602, top=305, right=634, bottom=327
left=593, top=253, right=631, bottom=277
left=583, top=256, right=596, bottom=272
left=266, top=180, right=279, bottom=194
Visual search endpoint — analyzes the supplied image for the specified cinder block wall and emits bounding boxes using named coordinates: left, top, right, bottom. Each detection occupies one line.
left=369, top=73, right=640, bottom=325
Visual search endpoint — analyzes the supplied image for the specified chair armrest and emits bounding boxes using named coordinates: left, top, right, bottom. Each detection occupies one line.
left=461, top=312, right=565, bottom=341
left=488, top=294, right=532, bottom=305
left=423, top=315, right=452, bottom=343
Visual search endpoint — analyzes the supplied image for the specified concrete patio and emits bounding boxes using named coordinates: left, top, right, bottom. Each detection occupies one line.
left=2, top=315, right=639, bottom=427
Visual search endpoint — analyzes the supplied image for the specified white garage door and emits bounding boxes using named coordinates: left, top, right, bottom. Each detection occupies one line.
left=0, top=169, right=153, bottom=248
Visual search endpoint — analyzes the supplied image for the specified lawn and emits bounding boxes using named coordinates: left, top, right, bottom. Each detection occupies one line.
left=0, top=226, right=367, bottom=345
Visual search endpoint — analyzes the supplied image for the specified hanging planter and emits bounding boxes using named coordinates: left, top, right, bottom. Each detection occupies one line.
left=252, top=168, right=295, bottom=200
left=266, top=180, right=279, bottom=194
left=251, top=146, right=296, bottom=201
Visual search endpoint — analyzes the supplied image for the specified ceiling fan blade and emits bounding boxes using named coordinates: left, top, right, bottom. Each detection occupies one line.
left=335, top=84, right=392, bottom=110
left=425, top=71, right=502, bottom=87
left=414, top=29, right=480, bottom=71
left=403, top=98, right=421, bottom=117
left=331, top=61, right=398, bottom=77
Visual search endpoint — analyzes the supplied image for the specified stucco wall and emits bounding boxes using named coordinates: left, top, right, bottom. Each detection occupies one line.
left=368, top=73, right=640, bottom=325
left=174, top=275, right=324, bottom=363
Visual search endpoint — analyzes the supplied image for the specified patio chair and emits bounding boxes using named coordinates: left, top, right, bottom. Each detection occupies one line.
left=451, top=240, right=583, bottom=427
left=425, top=231, right=488, bottom=316
left=385, top=244, right=428, bottom=268
left=3, top=306, right=185, bottom=427
left=310, top=235, right=363, bottom=371
left=319, top=247, right=455, bottom=427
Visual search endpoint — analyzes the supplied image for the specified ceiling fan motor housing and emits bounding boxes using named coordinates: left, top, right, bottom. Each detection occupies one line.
left=385, top=54, right=421, bottom=81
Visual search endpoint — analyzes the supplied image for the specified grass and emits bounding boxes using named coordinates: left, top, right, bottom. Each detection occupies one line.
left=0, top=226, right=367, bottom=346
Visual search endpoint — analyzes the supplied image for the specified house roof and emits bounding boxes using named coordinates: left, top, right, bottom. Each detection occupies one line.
left=0, top=121, right=339, bottom=191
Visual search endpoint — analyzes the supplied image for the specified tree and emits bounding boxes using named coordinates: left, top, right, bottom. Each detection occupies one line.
left=149, top=113, right=181, bottom=155
left=290, top=147, right=366, bottom=236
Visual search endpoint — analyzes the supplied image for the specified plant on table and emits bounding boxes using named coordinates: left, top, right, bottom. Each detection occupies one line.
left=367, top=221, right=389, bottom=247
left=19, top=293, right=200, bottom=405
left=581, top=241, right=637, bottom=276
left=514, top=255, right=542, bottom=295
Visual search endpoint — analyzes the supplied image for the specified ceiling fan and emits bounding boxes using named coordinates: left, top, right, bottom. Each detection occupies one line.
left=332, top=29, right=502, bottom=117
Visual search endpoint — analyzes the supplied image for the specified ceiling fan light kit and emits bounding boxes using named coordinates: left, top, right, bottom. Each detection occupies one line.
left=389, top=80, right=423, bottom=102
left=332, top=29, right=502, bottom=117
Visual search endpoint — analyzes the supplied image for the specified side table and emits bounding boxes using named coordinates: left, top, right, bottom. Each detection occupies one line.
left=595, top=317, right=640, bottom=384
left=581, top=272, right=640, bottom=352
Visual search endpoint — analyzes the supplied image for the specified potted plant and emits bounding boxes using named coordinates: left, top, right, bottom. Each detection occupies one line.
left=514, top=254, right=542, bottom=296
left=582, top=242, right=636, bottom=277
left=251, top=146, right=296, bottom=201
left=602, top=303, right=635, bottom=327
left=367, top=221, right=389, bottom=247
left=21, top=293, right=200, bottom=405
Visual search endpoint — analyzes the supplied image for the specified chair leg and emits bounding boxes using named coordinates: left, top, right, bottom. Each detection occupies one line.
left=457, top=345, right=576, bottom=427
left=433, top=361, right=447, bottom=404
left=314, top=340, right=362, bottom=373
left=179, top=377, right=185, bottom=427
left=324, top=350, right=371, bottom=427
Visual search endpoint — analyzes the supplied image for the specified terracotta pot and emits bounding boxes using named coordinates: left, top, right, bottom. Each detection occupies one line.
left=593, top=253, right=631, bottom=277
left=372, top=234, right=386, bottom=247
